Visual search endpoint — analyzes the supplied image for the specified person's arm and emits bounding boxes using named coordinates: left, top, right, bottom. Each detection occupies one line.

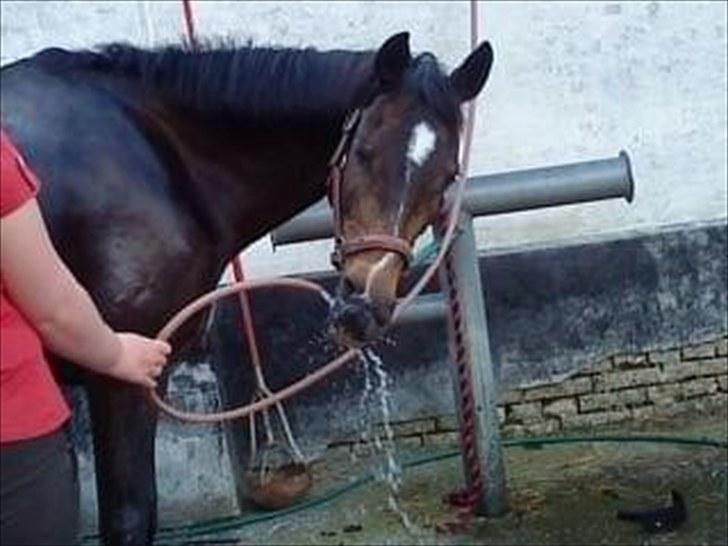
left=0, top=197, right=171, bottom=388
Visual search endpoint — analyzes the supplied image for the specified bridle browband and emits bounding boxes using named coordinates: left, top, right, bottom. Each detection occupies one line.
left=326, top=108, right=415, bottom=270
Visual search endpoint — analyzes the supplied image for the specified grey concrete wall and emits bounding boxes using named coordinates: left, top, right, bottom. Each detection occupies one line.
left=208, top=220, right=728, bottom=437
left=66, top=362, right=239, bottom=534
left=195, top=219, right=726, bottom=520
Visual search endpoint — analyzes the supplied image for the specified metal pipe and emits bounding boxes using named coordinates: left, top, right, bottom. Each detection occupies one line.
left=272, top=201, right=332, bottom=246
left=271, top=152, right=634, bottom=246
left=392, top=293, right=447, bottom=325
left=464, top=150, right=634, bottom=216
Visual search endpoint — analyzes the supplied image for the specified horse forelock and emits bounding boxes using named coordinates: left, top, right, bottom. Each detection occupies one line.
left=403, top=53, right=462, bottom=129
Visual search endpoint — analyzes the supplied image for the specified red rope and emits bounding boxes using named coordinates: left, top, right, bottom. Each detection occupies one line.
left=435, top=0, right=485, bottom=534
left=181, top=0, right=199, bottom=48
left=179, top=2, right=280, bottom=450
left=231, top=256, right=265, bottom=374
left=179, top=0, right=266, bottom=380
left=435, top=240, right=485, bottom=533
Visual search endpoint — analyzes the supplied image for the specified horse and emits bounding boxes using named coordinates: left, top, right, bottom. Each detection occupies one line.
left=0, top=31, right=493, bottom=545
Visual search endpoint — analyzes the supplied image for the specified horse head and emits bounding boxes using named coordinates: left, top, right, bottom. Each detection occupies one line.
left=331, top=32, right=493, bottom=348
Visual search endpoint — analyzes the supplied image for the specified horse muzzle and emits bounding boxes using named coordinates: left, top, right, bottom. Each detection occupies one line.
left=330, top=248, right=405, bottom=347
left=330, top=293, right=394, bottom=348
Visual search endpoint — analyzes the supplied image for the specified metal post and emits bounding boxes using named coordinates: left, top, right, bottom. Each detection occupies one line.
left=264, top=151, right=636, bottom=517
left=395, top=293, right=448, bottom=325
left=438, top=212, right=507, bottom=516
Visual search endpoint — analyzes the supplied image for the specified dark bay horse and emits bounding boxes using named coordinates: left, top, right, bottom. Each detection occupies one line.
left=0, top=32, right=492, bottom=544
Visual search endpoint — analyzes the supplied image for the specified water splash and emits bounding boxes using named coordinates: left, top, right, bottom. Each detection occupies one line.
left=358, top=348, right=418, bottom=535
left=350, top=350, right=374, bottom=464
left=318, top=289, right=335, bottom=309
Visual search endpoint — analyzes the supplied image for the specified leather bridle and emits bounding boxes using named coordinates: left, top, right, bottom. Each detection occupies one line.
left=326, top=108, right=414, bottom=271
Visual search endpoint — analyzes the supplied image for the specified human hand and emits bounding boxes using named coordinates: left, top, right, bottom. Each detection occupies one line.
left=108, top=333, right=172, bottom=388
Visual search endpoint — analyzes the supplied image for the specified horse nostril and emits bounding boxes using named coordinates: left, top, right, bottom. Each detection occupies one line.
left=336, top=303, right=371, bottom=340
left=332, top=294, right=390, bottom=345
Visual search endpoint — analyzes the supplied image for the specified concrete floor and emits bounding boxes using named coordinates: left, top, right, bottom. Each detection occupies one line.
left=151, top=408, right=727, bottom=546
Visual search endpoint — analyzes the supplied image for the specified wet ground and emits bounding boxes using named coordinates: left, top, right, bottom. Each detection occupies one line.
left=155, top=409, right=727, bottom=545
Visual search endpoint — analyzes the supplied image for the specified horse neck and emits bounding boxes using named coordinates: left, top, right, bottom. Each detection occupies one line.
left=134, top=50, right=374, bottom=258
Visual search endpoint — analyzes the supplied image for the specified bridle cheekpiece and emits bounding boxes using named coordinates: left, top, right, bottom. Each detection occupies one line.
left=326, top=108, right=414, bottom=271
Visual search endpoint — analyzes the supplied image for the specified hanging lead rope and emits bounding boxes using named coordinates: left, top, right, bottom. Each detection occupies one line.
left=181, top=0, right=199, bottom=49
left=436, top=0, right=487, bottom=533
left=177, top=0, right=304, bottom=463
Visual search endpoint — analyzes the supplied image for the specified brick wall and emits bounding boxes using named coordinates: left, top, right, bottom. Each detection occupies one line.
left=499, top=334, right=727, bottom=436
left=327, top=334, right=728, bottom=452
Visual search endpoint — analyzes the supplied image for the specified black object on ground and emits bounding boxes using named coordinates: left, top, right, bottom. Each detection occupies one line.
left=616, top=490, right=687, bottom=533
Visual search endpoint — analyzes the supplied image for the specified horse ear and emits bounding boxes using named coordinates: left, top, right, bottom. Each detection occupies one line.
left=374, top=32, right=412, bottom=89
left=449, top=41, right=494, bottom=102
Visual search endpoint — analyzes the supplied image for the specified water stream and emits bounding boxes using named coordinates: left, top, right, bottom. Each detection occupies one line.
left=354, top=348, right=420, bottom=538
left=320, top=290, right=422, bottom=538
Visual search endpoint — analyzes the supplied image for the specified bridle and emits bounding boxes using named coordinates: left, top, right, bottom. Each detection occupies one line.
left=326, top=108, right=414, bottom=271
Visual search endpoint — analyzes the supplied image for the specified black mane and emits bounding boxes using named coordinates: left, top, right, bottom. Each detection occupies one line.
left=31, top=41, right=461, bottom=127
left=33, top=41, right=372, bottom=122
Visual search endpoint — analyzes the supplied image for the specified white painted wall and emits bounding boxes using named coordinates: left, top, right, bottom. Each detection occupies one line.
left=2, top=1, right=726, bottom=279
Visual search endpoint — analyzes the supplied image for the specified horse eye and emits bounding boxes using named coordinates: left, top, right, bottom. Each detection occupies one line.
left=355, top=145, right=374, bottom=164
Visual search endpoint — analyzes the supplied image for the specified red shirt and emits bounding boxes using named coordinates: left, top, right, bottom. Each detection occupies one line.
left=1, top=129, right=71, bottom=443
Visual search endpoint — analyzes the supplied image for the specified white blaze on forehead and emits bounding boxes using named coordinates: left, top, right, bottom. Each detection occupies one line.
left=406, top=122, right=437, bottom=166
